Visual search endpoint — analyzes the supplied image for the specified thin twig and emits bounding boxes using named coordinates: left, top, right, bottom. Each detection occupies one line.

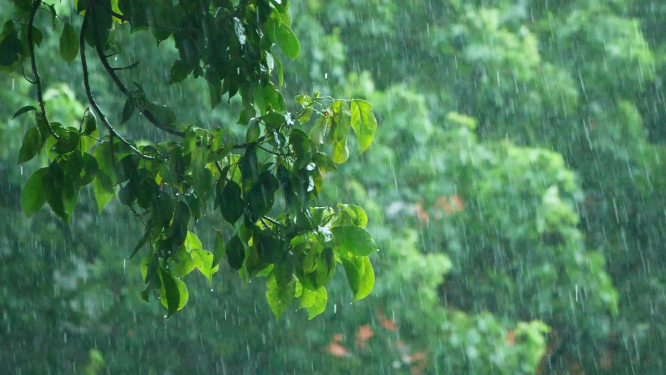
left=111, top=61, right=140, bottom=71
left=28, top=0, right=59, bottom=139
left=80, top=8, right=155, bottom=160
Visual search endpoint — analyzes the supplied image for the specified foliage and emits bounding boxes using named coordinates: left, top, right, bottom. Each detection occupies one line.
left=0, top=0, right=378, bottom=319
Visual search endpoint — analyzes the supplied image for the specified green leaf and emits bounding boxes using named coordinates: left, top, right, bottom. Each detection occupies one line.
left=0, top=32, right=23, bottom=67
left=191, top=248, right=218, bottom=281
left=59, top=22, right=79, bottom=65
left=341, top=257, right=361, bottom=298
left=331, top=226, right=377, bottom=256
left=18, top=127, right=41, bottom=164
left=299, top=286, right=327, bottom=320
left=169, top=59, right=192, bottom=84
left=246, top=120, right=261, bottom=143
left=331, top=138, right=349, bottom=164
left=159, top=267, right=186, bottom=317
left=212, top=230, right=225, bottom=268
left=92, top=175, right=114, bottom=213
left=146, top=102, right=176, bottom=126
left=42, top=163, right=66, bottom=219
left=82, top=112, right=97, bottom=135
left=121, top=97, right=135, bottom=123
left=219, top=180, right=244, bottom=224
left=21, top=167, right=48, bottom=216
left=266, top=271, right=295, bottom=320
left=128, top=227, right=151, bottom=259
left=52, top=131, right=80, bottom=154
left=355, top=256, right=374, bottom=301
left=226, top=235, right=245, bottom=270
left=350, top=99, right=377, bottom=152
left=309, top=116, right=330, bottom=144
left=11, top=105, right=37, bottom=120
left=276, top=23, right=299, bottom=59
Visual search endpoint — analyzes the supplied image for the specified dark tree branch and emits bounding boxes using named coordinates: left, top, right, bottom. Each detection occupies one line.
left=80, top=9, right=156, bottom=160
left=91, top=18, right=186, bottom=138
left=111, top=61, right=140, bottom=71
left=28, top=0, right=59, bottom=139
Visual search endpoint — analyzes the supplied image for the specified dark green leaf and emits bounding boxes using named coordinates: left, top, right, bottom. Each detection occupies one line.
left=212, top=230, right=225, bottom=269
left=18, top=127, right=41, bottom=164
left=42, top=162, right=66, bottom=219
left=220, top=180, right=244, bottom=224
left=128, top=227, right=151, bottom=259
left=121, top=97, right=135, bottom=123
left=21, top=167, right=48, bottom=217
left=82, top=112, right=97, bottom=135
left=226, top=235, right=245, bottom=270
left=11, top=105, right=37, bottom=120
left=52, top=131, right=80, bottom=154
left=59, top=22, right=79, bottom=65
left=159, top=267, right=182, bottom=317
left=246, top=120, right=261, bottom=143
left=0, top=32, right=22, bottom=67
left=170, top=59, right=193, bottom=84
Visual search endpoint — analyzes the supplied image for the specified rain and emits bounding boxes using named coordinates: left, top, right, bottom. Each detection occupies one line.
left=1, top=0, right=666, bottom=374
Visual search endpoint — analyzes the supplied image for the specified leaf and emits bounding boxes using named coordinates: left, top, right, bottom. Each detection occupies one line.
left=42, top=163, right=66, bottom=219
left=121, top=97, right=135, bottom=123
left=82, top=112, right=97, bottom=135
left=331, top=226, right=377, bottom=256
left=21, top=167, right=48, bottom=216
left=92, top=175, right=114, bottom=213
left=226, top=235, right=245, bottom=270
left=351, top=99, right=377, bottom=152
left=52, top=131, right=80, bottom=154
left=220, top=180, right=244, bottom=224
left=146, top=102, right=176, bottom=126
left=18, top=127, right=41, bottom=164
left=0, top=32, right=23, bottom=67
left=246, top=120, right=260, bottom=143
left=212, top=230, right=225, bottom=268
left=331, top=138, right=349, bottom=164
left=191, top=248, right=218, bottom=281
left=169, top=59, right=193, bottom=84
left=11, top=105, right=37, bottom=120
left=299, top=286, right=327, bottom=320
left=266, top=271, right=295, bottom=320
left=128, top=227, right=151, bottom=259
left=341, top=257, right=361, bottom=298
left=309, top=116, right=330, bottom=144
left=59, top=22, right=79, bottom=65
left=159, top=267, right=186, bottom=317
left=276, top=23, right=299, bottom=59
left=355, top=257, right=374, bottom=301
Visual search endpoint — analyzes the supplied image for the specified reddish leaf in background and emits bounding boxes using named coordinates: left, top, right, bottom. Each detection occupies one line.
left=357, top=324, right=374, bottom=341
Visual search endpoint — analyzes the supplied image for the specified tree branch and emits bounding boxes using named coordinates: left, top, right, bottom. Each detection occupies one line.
left=80, top=9, right=156, bottom=160
left=28, top=0, right=59, bottom=139
left=91, top=18, right=186, bottom=138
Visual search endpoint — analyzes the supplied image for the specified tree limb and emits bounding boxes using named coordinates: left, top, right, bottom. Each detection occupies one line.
left=28, top=0, right=59, bottom=139
left=80, top=8, right=156, bottom=160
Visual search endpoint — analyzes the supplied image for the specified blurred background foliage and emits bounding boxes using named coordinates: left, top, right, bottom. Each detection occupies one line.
left=2, top=0, right=666, bottom=373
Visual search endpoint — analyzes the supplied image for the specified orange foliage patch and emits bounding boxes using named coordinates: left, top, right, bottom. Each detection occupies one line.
left=506, top=330, right=515, bottom=346
left=357, top=324, right=374, bottom=341
left=324, top=342, right=348, bottom=357
left=379, top=313, right=398, bottom=331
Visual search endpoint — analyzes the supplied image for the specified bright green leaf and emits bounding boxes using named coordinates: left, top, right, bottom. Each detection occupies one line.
left=331, top=226, right=377, bottom=256
left=351, top=99, right=377, bottom=152
left=276, top=23, right=299, bottom=59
